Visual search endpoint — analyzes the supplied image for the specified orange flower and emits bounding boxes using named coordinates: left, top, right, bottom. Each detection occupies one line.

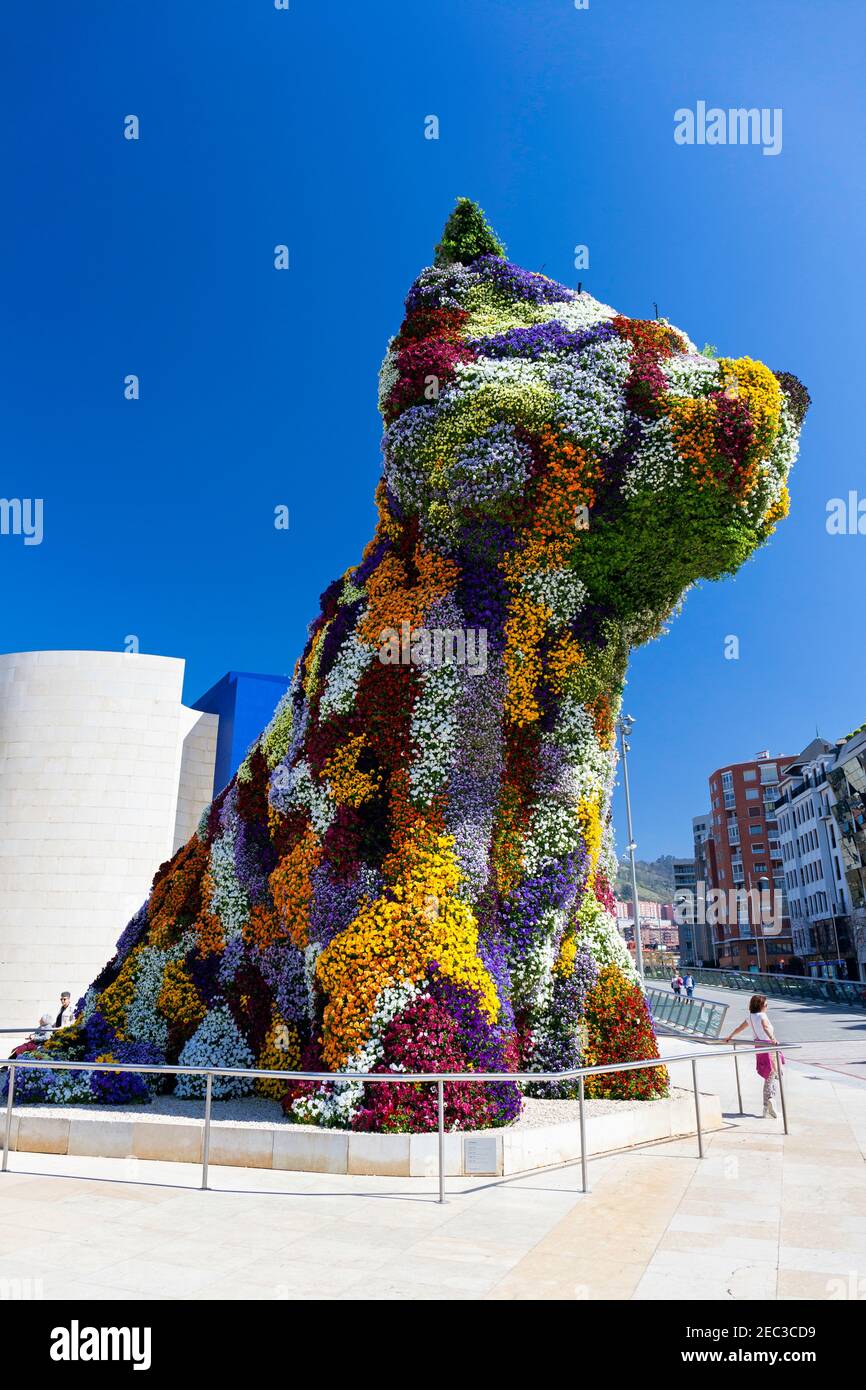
left=269, top=824, right=321, bottom=948
left=194, top=908, right=225, bottom=957
left=360, top=544, right=459, bottom=645
left=242, top=903, right=287, bottom=952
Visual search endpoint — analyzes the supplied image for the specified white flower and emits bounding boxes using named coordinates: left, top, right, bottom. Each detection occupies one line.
left=577, top=889, right=638, bottom=981
left=742, top=396, right=799, bottom=523
left=547, top=336, right=631, bottom=454
left=175, top=1005, right=255, bottom=1099
left=452, top=356, right=549, bottom=393
left=319, top=627, right=375, bottom=720
left=409, top=659, right=460, bottom=806
left=46, top=1069, right=95, bottom=1104
left=378, top=339, right=400, bottom=412
left=623, top=415, right=687, bottom=498
left=509, top=907, right=566, bottom=1010
left=275, top=758, right=335, bottom=836
left=303, top=942, right=321, bottom=1022
left=520, top=568, right=587, bottom=625
left=125, top=946, right=170, bottom=1051
left=539, top=295, right=618, bottom=333
left=662, top=353, right=719, bottom=398
left=209, top=826, right=250, bottom=940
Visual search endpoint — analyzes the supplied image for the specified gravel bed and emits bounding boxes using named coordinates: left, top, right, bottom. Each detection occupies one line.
left=3, top=1090, right=684, bottom=1134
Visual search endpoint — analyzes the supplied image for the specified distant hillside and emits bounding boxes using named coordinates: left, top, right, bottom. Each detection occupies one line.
left=615, top=853, right=675, bottom=903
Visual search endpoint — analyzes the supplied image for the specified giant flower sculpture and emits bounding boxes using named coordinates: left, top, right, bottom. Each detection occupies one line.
left=17, top=201, right=809, bottom=1130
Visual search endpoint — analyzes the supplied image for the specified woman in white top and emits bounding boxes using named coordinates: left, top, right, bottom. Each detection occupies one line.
left=724, top=993, right=783, bottom=1119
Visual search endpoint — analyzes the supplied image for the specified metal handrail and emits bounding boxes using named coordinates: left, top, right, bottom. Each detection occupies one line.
left=644, top=964, right=866, bottom=1008
left=0, top=1041, right=792, bottom=1203
left=0, top=1027, right=60, bottom=1034
left=644, top=985, right=728, bottom=1039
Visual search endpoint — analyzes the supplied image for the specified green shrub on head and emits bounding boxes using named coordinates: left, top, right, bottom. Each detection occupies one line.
left=434, top=197, right=506, bottom=266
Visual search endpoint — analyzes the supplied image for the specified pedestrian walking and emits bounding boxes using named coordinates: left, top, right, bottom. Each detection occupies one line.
left=724, top=993, right=784, bottom=1118
left=684, top=973, right=695, bottom=999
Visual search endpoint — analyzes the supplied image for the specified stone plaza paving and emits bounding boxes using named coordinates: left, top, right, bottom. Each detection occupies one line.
left=1, top=1021, right=865, bottom=1301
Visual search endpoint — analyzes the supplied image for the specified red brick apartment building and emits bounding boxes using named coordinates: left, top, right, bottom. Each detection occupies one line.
left=707, top=752, right=794, bottom=970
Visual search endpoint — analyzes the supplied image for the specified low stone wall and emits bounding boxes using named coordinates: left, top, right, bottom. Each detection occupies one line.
left=1, top=1088, right=722, bottom=1177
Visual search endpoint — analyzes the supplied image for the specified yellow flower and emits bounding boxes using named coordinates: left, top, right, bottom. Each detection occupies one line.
left=577, top=796, right=603, bottom=874
left=322, top=735, right=381, bottom=808
left=97, top=947, right=142, bottom=1041
left=554, top=932, right=577, bottom=977
left=315, top=824, right=499, bottom=1068
left=256, top=1014, right=301, bottom=1099
left=157, top=960, right=206, bottom=1033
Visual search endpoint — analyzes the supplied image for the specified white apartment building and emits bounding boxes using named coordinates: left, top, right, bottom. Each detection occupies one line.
left=775, top=738, right=854, bottom=978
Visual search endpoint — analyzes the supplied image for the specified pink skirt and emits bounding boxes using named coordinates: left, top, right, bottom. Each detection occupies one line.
left=755, top=1050, right=784, bottom=1078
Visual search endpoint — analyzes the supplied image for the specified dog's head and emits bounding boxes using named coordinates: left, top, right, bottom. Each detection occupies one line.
left=379, top=199, right=809, bottom=650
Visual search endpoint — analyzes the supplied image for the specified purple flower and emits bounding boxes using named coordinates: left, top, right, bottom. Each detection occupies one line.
left=218, top=935, right=245, bottom=988
left=90, top=1040, right=164, bottom=1105
left=524, top=948, right=599, bottom=1098
left=234, top=817, right=278, bottom=904
left=446, top=657, right=505, bottom=895
left=188, top=950, right=222, bottom=1007
left=403, top=262, right=479, bottom=314
left=447, top=424, right=532, bottom=510
left=471, top=318, right=617, bottom=360
left=453, top=518, right=514, bottom=646
left=115, top=904, right=149, bottom=965
left=259, top=943, right=308, bottom=1023
left=472, top=255, right=578, bottom=305
left=503, top=849, right=589, bottom=958
left=426, top=967, right=521, bottom=1125
left=309, top=863, right=381, bottom=947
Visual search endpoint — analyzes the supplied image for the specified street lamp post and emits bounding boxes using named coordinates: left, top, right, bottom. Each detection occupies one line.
left=617, top=713, right=644, bottom=981
left=754, top=874, right=769, bottom=974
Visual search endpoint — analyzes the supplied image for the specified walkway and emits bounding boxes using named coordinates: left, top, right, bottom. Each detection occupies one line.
left=0, top=1038, right=864, bottom=1300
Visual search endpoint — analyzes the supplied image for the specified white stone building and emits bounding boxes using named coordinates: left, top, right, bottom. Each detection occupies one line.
left=775, top=738, right=854, bottom=978
left=0, top=652, right=218, bottom=1027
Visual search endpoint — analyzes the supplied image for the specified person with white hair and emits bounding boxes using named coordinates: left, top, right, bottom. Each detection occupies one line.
left=10, top=1012, right=55, bottom=1059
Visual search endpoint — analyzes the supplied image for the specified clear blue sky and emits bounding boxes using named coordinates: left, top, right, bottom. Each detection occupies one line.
left=2, top=0, right=864, bottom=859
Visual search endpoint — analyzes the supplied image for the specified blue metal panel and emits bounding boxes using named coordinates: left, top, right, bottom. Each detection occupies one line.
left=192, top=670, right=291, bottom=797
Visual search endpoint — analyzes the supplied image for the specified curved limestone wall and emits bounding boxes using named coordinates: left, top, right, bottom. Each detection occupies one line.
left=0, top=651, right=217, bottom=1027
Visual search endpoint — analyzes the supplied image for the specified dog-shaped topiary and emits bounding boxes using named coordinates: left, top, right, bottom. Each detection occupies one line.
left=21, top=200, right=808, bottom=1128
